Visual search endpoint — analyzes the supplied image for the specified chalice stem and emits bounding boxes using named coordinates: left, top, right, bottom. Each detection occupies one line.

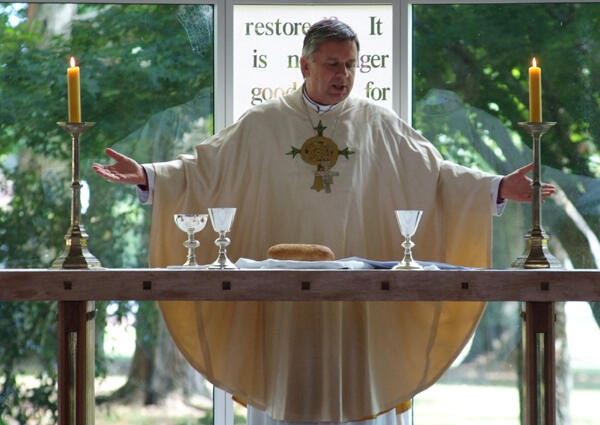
left=186, top=232, right=197, bottom=266
left=402, top=238, right=413, bottom=265
left=214, top=233, right=230, bottom=268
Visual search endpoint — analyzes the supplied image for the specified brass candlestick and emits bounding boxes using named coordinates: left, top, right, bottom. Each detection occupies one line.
left=512, top=121, right=561, bottom=269
left=52, top=122, right=102, bottom=269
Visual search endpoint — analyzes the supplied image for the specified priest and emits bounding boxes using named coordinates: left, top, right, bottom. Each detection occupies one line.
left=93, top=19, right=554, bottom=425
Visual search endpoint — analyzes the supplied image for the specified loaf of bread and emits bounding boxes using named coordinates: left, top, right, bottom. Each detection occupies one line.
left=267, top=243, right=335, bottom=261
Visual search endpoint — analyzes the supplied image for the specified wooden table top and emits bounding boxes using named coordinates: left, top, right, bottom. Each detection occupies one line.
left=1, top=268, right=599, bottom=301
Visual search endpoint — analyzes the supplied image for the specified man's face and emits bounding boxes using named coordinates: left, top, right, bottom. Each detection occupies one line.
left=301, top=39, right=357, bottom=105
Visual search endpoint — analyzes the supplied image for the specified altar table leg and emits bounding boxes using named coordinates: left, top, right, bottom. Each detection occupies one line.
left=58, top=301, right=95, bottom=425
left=524, top=301, right=555, bottom=425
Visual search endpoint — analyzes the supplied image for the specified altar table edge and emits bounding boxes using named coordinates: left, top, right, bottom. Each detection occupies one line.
left=0, top=268, right=599, bottom=301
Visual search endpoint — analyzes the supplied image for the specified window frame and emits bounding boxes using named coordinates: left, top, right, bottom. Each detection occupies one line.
left=224, top=0, right=401, bottom=124
left=13, top=2, right=599, bottom=424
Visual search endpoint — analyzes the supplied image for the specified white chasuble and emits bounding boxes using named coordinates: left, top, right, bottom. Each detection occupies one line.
left=150, top=89, right=493, bottom=423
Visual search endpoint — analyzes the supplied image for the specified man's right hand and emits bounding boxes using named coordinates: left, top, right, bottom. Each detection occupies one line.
left=92, top=148, right=148, bottom=187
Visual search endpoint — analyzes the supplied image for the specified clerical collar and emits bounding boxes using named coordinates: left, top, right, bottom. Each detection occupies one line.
left=302, top=86, right=339, bottom=115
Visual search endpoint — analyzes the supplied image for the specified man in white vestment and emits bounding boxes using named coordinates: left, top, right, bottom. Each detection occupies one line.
left=94, top=19, right=554, bottom=425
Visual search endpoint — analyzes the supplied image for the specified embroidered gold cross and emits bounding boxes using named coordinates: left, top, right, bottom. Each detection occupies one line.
left=286, top=120, right=354, bottom=192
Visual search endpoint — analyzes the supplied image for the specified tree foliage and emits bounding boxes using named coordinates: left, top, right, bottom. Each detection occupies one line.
left=414, top=4, right=600, bottom=170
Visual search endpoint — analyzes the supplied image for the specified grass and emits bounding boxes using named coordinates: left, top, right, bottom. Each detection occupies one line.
left=94, top=378, right=600, bottom=425
left=93, top=302, right=600, bottom=425
left=94, top=392, right=245, bottom=425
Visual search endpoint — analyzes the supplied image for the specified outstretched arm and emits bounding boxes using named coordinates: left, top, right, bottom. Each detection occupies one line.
left=499, top=162, right=556, bottom=203
left=92, top=148, right=148, bottom=187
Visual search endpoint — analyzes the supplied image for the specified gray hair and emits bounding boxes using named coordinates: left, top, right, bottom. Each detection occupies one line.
left=302, top=19, right=360, bottom=59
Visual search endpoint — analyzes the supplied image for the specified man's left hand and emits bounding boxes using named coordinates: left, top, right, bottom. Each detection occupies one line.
left=499, top=162, right=556, bottom=203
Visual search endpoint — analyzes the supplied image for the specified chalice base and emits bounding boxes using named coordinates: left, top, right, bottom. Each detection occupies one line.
left=392, top=234, right=423, bottom=270
left=52, top=224, right=102, bottom=269
left=512, top=229, right=562, bottom=269
left=167, top=264, right=207, bottom=269
left=181, top=259, right=205, bottom=268
left=392, top=260, right=423, bottom=270
left=208, top=257, right=237, bottom=270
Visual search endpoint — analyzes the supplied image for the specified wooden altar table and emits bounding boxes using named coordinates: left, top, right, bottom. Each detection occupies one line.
left=1, top=268, right=600, bottom=425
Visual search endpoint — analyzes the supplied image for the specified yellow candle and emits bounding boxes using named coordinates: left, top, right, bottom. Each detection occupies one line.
left=67, top=56, right=81, bottom=123
left=529, top=57, right=542, bottom=122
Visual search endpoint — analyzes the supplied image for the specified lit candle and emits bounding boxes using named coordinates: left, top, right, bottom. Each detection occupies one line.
left=529, top=57, right=542, bottom=122
left=67, top=56, right=81, bottom=123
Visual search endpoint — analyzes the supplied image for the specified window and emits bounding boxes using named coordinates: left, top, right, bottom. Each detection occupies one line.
left=412, top=4, right=600, bottom=424
left=3, top=2, right=600, bottom=424
left=232, top=4, right=393, bottom=120
left=0, top=3, right=215, bottom=422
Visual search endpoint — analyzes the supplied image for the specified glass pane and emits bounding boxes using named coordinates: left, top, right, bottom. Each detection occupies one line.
left=412, top=2, right=600, bottom=269
left=413, top=3, right=600, bottom=425
left=414, top=301, right=522, bottom=425
left=232, top=4, right=393, bottom=121
left=566, top=302, right=600, bottom=425
left=0, top=3, right=214, bottom=423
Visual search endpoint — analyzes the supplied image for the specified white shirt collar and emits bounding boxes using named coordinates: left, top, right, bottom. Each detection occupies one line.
left=302, top=85, right=339, bottom=115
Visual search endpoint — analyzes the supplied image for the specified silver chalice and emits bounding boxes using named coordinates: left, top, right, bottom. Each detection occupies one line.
left=174, top=213, right=208, bottom=267
left=392, top=210, right=423, bottom=270
left=208, top=208, right=237, bottom=269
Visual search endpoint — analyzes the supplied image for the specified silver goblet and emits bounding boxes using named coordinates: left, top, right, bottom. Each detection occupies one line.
left=208, top=208, right=237, bottom=269
left=392, top=210, right=424, bottom=270
left=174, top=214, right=208, bottom=267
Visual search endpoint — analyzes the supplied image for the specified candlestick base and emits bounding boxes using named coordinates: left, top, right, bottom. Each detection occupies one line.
left=511, top=227, right=562, bottom=269
left=52, top=224, right=102, bottom=269
left=511, top=121, right=561, bottom=269
left=52, top=121, right=102, bottom=269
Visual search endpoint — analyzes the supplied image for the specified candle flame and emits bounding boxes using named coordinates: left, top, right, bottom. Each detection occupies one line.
left=69, top=56, right=77, bottom=67
left=532, top=57, right=537, bottom=67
